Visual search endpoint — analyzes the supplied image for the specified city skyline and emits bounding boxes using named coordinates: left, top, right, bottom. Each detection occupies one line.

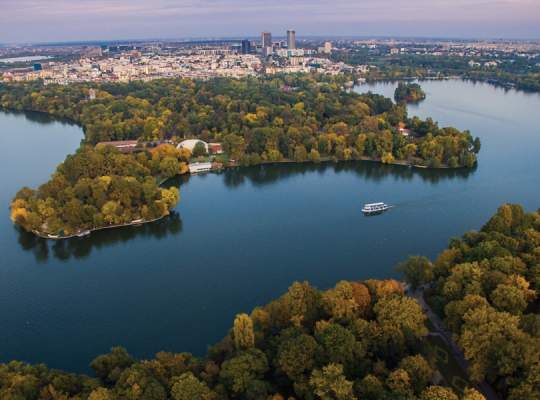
left=1, top=0, right=540, bottom=43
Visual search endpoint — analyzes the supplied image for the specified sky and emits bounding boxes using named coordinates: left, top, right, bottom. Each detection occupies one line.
left=1, top=0, right=540, bottom=43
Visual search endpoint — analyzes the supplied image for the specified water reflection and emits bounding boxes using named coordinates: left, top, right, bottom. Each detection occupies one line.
left=15, top=160, right=474, bottom=261
left=17, top=212, right=183, bottom=262
left=218, top=161, right=475, bottom=188
left=2, top=109, right=78, bottom=127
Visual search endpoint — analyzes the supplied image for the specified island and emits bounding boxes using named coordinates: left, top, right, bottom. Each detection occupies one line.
left=1, top=75, right=481, bottom=237
left=394, top=82, right=426, bottom=103
left=0, top=204, right=537, bottom=400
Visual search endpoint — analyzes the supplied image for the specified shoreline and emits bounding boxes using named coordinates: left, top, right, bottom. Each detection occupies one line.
left=31, top=213, right=169, bottom=240
left=25, top=157, right=468, bottom=240
left=226, top=156, right=462, bottom=170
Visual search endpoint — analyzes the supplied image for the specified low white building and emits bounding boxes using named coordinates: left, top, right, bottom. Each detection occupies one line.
left=189, top=162, right=212, bottom=174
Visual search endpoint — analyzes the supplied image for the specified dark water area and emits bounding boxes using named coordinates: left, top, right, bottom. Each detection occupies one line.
left=0, top=80, right=539, bottom=372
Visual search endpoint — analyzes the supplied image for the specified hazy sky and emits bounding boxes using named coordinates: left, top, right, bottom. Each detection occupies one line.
left=1, top=0, right=540, bottom=43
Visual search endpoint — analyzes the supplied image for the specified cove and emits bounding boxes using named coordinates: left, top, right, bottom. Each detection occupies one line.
left=0, top=79, right=539, bottom=373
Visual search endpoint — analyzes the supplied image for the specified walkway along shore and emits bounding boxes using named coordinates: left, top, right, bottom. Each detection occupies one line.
left=409, top=285, right=501, bottom=400
left=31, top=214, right=168, bottom=240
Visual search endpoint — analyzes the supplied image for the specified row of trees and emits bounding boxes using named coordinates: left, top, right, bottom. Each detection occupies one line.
left=399, top=204, right=540, bottom=399
left=10, top=144, right=186, bottom=236
left=0, top=75, right=479, bottom=169
left=0, top=278, right=485, bottom=400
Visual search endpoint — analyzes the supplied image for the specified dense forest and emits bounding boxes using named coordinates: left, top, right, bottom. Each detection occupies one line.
left=0, top=75, right=479, bottom=169
left=2, top=75, right=480, bottom=236
left=0, top=278, right=486, bottom=400
left=394, top=83, right=426, bottom=104
left=10, top=144, right=186, bottom=237
left=400, top=204, right=540, bottom=400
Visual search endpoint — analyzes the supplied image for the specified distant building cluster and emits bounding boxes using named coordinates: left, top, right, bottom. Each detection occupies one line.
left=1, top=29, right=357, bottom=84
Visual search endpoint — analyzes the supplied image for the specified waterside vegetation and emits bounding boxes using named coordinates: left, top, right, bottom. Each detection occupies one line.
left=400, top=204, right=540, bottom=400
left=0, top=277, right=483, bottom=400
left=10, top=144, right=185, bottom=237
left=1, top=74, right=480, bottom=236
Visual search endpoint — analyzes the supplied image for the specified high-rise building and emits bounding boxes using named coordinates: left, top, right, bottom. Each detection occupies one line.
left=261, top=32, right=272, bottom=48
left=261, top=32, right=273, bottom=56
left=241, top=40, right=251, bottom=55
left=287, top=30, right=296, bottom=50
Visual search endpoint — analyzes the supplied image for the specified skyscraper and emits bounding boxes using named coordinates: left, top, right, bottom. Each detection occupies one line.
left=261, top=32, right=272, bottom=48
left=241, top=40, right=251, bottom=55
left=261, top=31, right=273, bottom=56
left=287, top=30, right=296, bottom=50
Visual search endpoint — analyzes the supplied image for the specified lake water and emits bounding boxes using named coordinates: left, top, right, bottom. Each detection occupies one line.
left=0, top=80, right=539, bottom=372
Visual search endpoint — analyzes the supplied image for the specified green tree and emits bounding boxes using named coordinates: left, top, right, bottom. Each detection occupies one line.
left=420, top=386, right=459, bottom=400
left=309, top=148, right=321, bottom=163
left=386, top=368, right=413, bottom=398
left=322, top=281, right=359, bottom=321
left=458, top=306, right=528, bottom=382
left=373, top=296, right=428, bottom=339
left=398, top=355, right=433, bottom=394
left=219, top=349, right=269, bottom=395
left=490, top=283, right=530, bottom=314
left=159, top=156, right=180, bottom=178
left=171, top=372, right=216, bottom=400
left=192, top=141, right=207, bottom=157
left=355, top=374, right=385, bottom=400
left=309, top=363, right=355, bottom=400
left=277, top=333, right=318, bottom=381
left=90, top=347, right=134, bottom=384
left=315, top=323, right=359, bottom=367
left=294, top=145, right=308, bottom=162
left=88, top=388, right=115, bottom=400
left=397, top=256, right=434, bottom=290
left=462, top=388, right=486, bottom=400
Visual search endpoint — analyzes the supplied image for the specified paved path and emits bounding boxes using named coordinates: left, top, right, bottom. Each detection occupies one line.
left=410, top=287, right=501, bottom=400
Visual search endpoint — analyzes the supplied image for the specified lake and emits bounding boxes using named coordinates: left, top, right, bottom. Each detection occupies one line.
left=0, top=80, right=539, bottom=372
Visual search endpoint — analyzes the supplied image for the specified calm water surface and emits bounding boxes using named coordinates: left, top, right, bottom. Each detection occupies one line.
left=0, top=80, right=539, bottom=372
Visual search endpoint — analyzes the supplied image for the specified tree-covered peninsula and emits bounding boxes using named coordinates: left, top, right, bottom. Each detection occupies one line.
left=1, top=75, right=480, bottom=236
left=394, top=82, right=426, bottom=104
left=10, top=144, right=185, bottom=237
left=0, top=75, right=479, bottom=169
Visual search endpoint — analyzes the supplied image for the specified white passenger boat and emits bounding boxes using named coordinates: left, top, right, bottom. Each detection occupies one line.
left=362, top=202, right=393, bottom=215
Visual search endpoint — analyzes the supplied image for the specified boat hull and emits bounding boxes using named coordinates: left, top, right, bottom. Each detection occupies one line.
left=362, top=205, right=393, bottom=215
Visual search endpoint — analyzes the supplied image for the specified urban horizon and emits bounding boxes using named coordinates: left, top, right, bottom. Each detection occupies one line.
left=3, top=32, right=540, bottom=47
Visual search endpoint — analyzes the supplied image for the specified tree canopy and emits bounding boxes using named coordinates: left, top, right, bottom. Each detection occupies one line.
left=414, top=204, right=540, bottom=400
left=0, top=278, right=479, bottom=400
